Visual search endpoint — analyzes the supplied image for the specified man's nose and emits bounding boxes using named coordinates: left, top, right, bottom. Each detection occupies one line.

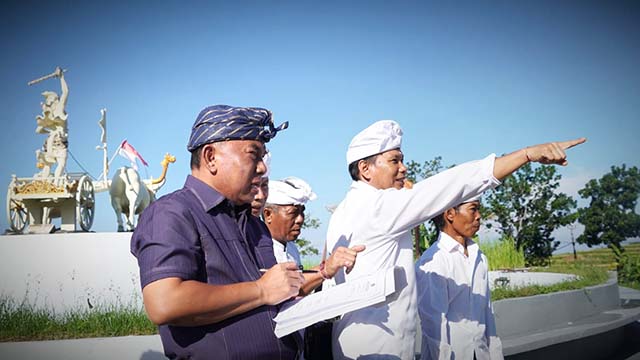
left=256, top=160, right=266, bottom=176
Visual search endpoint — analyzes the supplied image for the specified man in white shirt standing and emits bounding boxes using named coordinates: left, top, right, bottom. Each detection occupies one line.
left=265, top=176, right=365, bottom=296
left=326, top=119, right=585, bottom=359
left=265, top=177, right=317, bottom=266
left=416, top=195, right=502, bottom=360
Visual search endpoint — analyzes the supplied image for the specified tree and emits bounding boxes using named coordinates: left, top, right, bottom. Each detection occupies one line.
left=295, top=214, right=320, bottom=257
left=405, top=156, right=446, bottom=256
left=484, top=163, right=576, bottom=266
left=577, top=164, right=640, bottom=255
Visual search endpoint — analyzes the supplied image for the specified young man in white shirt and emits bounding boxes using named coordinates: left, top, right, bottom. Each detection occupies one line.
left=326, top=119, right=585, bottom=359
left=416, top=196, right=503, bottom=360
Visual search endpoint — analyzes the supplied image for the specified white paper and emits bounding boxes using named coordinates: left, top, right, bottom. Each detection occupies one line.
left=273, top=266, right=397, bottom=338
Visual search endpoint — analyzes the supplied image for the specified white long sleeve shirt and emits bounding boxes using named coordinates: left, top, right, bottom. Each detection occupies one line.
left=272, top=239, right=302, bottom=266
left=415, top=232, right=503, bottom=360
left=326, top=154, right=500, bottom=360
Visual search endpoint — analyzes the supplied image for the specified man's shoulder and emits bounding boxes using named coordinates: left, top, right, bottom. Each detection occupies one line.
left=247, top=215, right=271, bottom=236
left=142, top=187, right=200, bottom=219
left=416, top=242, right=448, bottom=269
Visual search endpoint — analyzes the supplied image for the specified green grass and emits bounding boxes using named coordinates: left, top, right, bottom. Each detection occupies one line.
left=550, top=242, right=640, bottom=289
left=0, top=296, right=157, bottom=342
left=301, top=259, right=319, bottom=270
left=478, top=236, right=525, bottom=271
left=492, top=262, right=609, bottom=301
left=551, top=242, right=640, bottom=271
left=491, top=243, right=640, bottom=301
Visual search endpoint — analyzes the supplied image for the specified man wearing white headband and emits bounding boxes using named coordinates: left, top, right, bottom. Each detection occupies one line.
left=265, top=177, right=365, bottom=296
left=265, top=177, right=318, bottom=267
left=327, top=119, right=585, bottom=359
left=416, top=195, right=503, bottom=360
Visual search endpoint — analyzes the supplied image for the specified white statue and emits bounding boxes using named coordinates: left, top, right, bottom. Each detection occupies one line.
left=32, top=67, right=69, bottom=184
left=109, top=153, right=176, bottom=231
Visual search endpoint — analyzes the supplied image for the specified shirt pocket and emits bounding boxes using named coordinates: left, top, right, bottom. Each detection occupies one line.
left=200, top=231, right=258, bottom=284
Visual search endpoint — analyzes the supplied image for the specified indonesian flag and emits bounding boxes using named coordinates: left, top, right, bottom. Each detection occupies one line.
left=117, top=140, right=148, bottom=169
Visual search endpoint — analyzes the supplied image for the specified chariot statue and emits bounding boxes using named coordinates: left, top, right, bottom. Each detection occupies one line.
left=6, top=67, right=175, bottom=234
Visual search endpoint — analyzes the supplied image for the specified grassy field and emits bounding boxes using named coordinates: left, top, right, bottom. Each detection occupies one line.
left=0, top=297, right=157, bottom=342
left=492, top=262, right=609, bottom=301
left=478, top=237, right=525, bottom=271
left=551, top=242, right=640, bottom=270
left=550, top=242, right=640, bottom=290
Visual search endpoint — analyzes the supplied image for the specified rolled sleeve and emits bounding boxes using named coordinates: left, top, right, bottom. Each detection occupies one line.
left=131, top=198, right=203, bottom=289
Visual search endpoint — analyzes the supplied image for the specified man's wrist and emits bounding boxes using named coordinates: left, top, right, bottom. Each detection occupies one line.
left=254, top=279, right=266, bottom=305
left=523, top=148, right=532, bottom=163
left=319, top=261, right=332, bottom=280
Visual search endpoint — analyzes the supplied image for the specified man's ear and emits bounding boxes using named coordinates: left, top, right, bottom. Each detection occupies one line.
left=444, top=208, right=456, bottom=224
left=263, top=207, right=273, bottom=224
left=358, top=159, right=372, bottom=182
left=201, top=144, right=217, bottom=175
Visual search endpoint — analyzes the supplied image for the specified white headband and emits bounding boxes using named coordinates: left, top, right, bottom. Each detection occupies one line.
left=346, top=120, right=403, bottom=165
left=267, top=176, right=317, bottom=205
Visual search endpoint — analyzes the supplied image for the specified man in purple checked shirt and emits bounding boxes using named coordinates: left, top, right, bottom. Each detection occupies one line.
left=131, top=104, right=304, bottom=359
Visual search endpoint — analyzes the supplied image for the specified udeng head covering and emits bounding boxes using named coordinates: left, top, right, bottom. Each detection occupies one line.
left=267, top=177, right=317, bottom=205
left=187, top=104, right=288, bottom=151
left=346, top=120, right=403, bottom=165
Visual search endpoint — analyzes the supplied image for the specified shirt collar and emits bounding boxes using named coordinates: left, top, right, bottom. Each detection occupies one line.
left=184, top=175, right=228, bottom=212
left=351, top=180, right=403, bottom=192
left=351, top=180, right=376, bottom=192
left=272, top=238, right=287, bottom=251
left=438, top=232, right=478, bottom=255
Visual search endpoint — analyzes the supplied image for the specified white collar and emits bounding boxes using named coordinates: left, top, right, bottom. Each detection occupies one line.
left=272, top=238, right=287, bottom=250
left=438, top=232, right=478, bottom=255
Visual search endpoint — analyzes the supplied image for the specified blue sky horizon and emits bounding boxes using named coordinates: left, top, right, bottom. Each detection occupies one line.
left=2, top=1, right=639, bottom=259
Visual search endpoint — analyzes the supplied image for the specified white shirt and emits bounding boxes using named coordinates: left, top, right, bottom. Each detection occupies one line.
left=415, top=232, right=504, bottom=360
left=326, top=154, right=500, bottom=360
left=272, top=239, right=302, bottom=266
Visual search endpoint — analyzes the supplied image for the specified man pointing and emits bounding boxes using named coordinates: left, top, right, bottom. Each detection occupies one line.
left=327, top=119, right=585, bottom=359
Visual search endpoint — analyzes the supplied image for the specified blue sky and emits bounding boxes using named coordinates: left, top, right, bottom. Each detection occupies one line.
left=2, top=1, right=639, bottom=257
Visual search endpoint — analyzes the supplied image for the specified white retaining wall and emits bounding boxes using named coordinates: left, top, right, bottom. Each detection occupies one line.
left=0, top=232, right=141, bottom=312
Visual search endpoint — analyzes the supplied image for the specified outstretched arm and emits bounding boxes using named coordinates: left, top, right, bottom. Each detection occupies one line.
left=493, top=138, right=586, bottom=180
left=56, top=67, right=69, bottom=109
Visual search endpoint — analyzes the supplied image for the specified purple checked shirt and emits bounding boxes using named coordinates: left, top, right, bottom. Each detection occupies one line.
left=131, top=175, right=300, bottom=360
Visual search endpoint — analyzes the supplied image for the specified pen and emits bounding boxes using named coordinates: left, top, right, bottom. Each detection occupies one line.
left=259, top=268, right=319, bottom=273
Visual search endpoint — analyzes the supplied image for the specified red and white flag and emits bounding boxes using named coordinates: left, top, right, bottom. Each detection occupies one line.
left=117, top=140, right=148, bottom=169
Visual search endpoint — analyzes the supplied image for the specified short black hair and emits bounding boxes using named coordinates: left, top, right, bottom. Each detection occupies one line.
left=432, top=205, right=461, bottom=231
left=190, top=146, right=203, bottom=170
left=348, top=154, right=379, bottom=181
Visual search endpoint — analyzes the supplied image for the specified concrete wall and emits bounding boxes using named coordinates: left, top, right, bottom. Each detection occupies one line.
left=0, top=232, right=141, bottom=312
left=493, top=274, right=620, bottom=337
left=489, top=270, right=577, bottom=290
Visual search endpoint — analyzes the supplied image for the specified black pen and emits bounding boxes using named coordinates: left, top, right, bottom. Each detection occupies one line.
left=258, top=268, right=318, bottom=273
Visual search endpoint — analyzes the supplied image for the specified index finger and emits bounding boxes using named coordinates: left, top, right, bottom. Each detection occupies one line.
left=282, top=262, right=300, bottom=271
left=558, top=137, right=587, bottom=150
left=350, top=244, right=366, bottom=253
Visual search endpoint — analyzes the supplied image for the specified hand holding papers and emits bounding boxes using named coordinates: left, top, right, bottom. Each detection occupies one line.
left=273, top=267, right=397, bottom=338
